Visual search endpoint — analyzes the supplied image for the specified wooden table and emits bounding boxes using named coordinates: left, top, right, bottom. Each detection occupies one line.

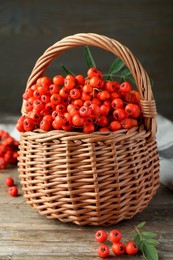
left=0, top=168, right=173, bottom=260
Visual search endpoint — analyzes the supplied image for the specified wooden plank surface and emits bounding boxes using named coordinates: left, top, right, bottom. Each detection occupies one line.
left=0, top=168, right=173, bottom=259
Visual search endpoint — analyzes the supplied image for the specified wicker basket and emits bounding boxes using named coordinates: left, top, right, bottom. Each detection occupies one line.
left=18, top=33, right=160, bottom=226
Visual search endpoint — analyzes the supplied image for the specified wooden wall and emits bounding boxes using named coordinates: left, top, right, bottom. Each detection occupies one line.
left=0, top=0, right=173, bottom=120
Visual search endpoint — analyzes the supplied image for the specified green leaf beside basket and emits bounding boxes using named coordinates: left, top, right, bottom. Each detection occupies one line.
left=143, top=241, right=159, bottom=260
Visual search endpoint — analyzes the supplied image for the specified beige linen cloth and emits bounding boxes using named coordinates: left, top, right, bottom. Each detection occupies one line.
left=0, top=114, right=172, bottom=191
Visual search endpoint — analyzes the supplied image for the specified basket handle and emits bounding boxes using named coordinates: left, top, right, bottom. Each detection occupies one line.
left=23, top=33, right=157, bottom=138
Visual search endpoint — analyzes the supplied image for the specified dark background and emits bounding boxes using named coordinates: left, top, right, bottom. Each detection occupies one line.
left=0, top=0, right=173, bottom=120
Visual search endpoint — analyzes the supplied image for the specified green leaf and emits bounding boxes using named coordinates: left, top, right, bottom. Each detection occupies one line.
left=61, top=65, right=75, bottom=76
left=108, top=58, right=125, bottom=76
left=146, top=239, right=159, bottom=247
left=121, top=68, right=132, bottom=77
left=150, top=78, right=154, bottom=87
left=84, top=46, right=96, bottom=68
left=134, top=234, right=143, bottom=251
left=141, top=232, right=157, bottom=239
left=126, top=75, right=136, bottom=84
left=137, top=221, right=146, bottom=229
left=142, top=241, right=158, bottom=260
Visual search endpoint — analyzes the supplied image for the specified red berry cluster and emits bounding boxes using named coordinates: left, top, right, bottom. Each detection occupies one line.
left=0, top=130, right=19, bottom=170
left=16, top=68, right=142, bottom=133
left=5, top=177, right=18, bottom=196
left=95, top=229, right=138, bottom=258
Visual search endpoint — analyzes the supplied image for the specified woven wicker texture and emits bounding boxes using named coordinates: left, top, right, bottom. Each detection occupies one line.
left=18, top=33, right=160, bottom=226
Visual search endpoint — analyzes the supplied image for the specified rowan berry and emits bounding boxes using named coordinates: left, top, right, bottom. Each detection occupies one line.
left=103, top=100, right=111, bottom=108
left=59, top=87, right=69, bottom=98
left=99, top=127, right=109, bottom=132
left=50, top=94, right=61, bottom=106
left=16, top=116, right=25, bottom=132
left=41, top=94, right=50, bottom=103
left=105, top=81, right=116, bottom=92
left=72, top=99, right=83, bottom=107
left=125, top=241, right=139, bottom=255
left=90, top=76, right=103, bottom=89
left=56, top=104, right=66, bottom=113
left=45, top=102, right=55, bottom=114
left=70, top=88, right=81, bottom=99
left=121, top=118, right=133, bottom=129
left=72, top=114, right=84, bottom=127
left=99, top=90, right=110, bottom=101
left=29, top=84, right=37, bottom=92
left=37, top=76, right=52, bottom=87
left=22, top=88, right=34, bottom=100
left=97, top=116, right=108, bottom=127
left=52, top=115, right=67, bottom=130
left=100, top=104, right=110, bottom=116
left=92, top=98, right=101, bottom=106
left=113, top=108, right=126, bottom=121
left=109, top=229, right=122, bottom=243
left=0, top=157, right=6, bottom=169
left=87, top=67, right=102, bottom=78
left=84, top=100, right=92, bottom=107
left=125, top=103, right=141, bottom=118
left=25, top=101, right=33, bottom=112
left=131, top=118, right=138, bottom=126
left=23, top=117, right=35, bottom=131
left=83, top=122, right=95, bottom=133
left=79, top=106, right=91, bottom=117
left=33, top=99, right=45, bottom=113
left=40, top=119, right=52, bottom=131
left=110, top=121, right=122, bottom=131
left=111, top=98, right=124, bottom=109
left=49, top=84, right=60, bottom=95
left=75, top=75, right=85, bottom=85
left=97, top=244, right=109, bottom=258
left=112, top=242, right=125, bottom=256
left=64, top=77, right=75, bottom=90
left=5, top=177, right=14, bottom=187
left=81, top=92, right=92, bottom=101
left=83, top=84, right=93, bottom=93
left=53, top=75, right=64, bottom=86
left=89, top=103, right=100, bottom=116
left=120, top=81, right=132, bottom=93
left=68, top=106, right=80, bottom=117
left=37, top=84, right=49, bottom=95
left=8, top=186, right=18, bottom=197
left=62, top=121, right=73, bottom=131
left=110, top=91, right=120, bottom=100
left=33, top=89, right=41, bottom=99
left=95, top=230, right=107, bottom=243
left=65, top=74, right=76, bottom=81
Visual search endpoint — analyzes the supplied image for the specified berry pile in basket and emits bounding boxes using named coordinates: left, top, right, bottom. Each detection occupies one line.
left=0, top=130, right=18, bottom=170
left=16, top=46, right=149, bottom=134
left=16, top=67, right=142, bottom=134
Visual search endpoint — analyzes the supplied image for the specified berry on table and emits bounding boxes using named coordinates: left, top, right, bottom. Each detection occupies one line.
left=95, top=230, right=107, bottom=243
left=8, top=186, right=18, bottom=197
left=97, top=244, right=109, bottom=258
left=125, top=241, right=139, bottom=255
left=5, top=177, right=14, bottom=187
left=109, top=229, right=122, bottom=243
left=112, top=241, right=125, bottom=256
